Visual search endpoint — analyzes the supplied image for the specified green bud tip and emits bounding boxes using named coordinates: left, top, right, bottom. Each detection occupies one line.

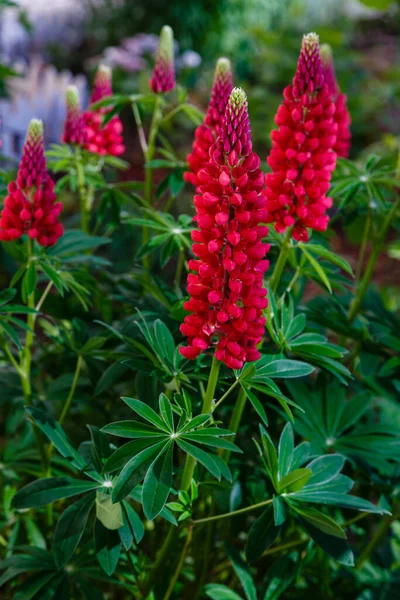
left=66, top=85, right=80, bottom=109
left=159, top=25, right=174, bottom=62
left=302, top=32, right=319, bottom=56
left=320, top=44, right=333, bottom=65
left=229, top=87, right=247, bottom=108
left=216, top=57, right=231, bottom=77
left=97, top=64, right=112, bottom=79
left=27, top=119, right=44, bottom=142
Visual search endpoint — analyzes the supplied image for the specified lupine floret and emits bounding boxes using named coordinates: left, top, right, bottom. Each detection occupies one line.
left=62, top=85, right=87, bottom=146
left=149, top=25, right=176, bottom=94
left=180, top=88, right=269, bottom=369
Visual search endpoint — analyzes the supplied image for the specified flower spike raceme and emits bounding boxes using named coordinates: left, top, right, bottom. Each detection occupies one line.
left=83, top=64, right=125, bottom=157
left=264, top=33, right=338, bottom=242
left=180, top=88, right=269, bottom=370
left=321, top=44, right=351, bottom=158
left=0, top=119, right=63, bottom=247
left=149, top=25, right=176, bottom=94
left=185, top=57, right=233, bottom=188
left=62, top=85, right=87, bottom=146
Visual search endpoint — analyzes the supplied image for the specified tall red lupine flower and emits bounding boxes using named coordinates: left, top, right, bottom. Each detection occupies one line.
left=180, top=88, right=269, bottom=370
left=62, top=85, right=87, bottom=146
left=184, top=57, right=233, bottom=188
left=264, top=33, right=337, bottom=242
left=150, top=25, right=175, bottom=94
left=321, top=44, right=351, bottom=158
left=83, top=65, right=125, bottom=157
left=0, top=119, right=63, bottom=247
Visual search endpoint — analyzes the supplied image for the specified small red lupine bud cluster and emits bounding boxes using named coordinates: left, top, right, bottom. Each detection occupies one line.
left=0, top=120, right=63, bottom=247
left=62, top=85, right=87, bottom=146
left=180, top=88, right=269, bottom=370
left=264, top=33, right=338, bottom=242
left=185, top=58, right=233, bottom=187
left=150, top=25, right=176, bottom=94
left=83, top=65, right=125, bottom=157
left=321, top=44, right=351, bottom=158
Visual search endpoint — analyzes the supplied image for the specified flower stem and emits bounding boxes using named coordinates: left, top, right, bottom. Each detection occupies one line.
left=180, top=355, right=221, bottom=491
left=132, top=102, right=148, bottom=156
left=356, top=211, right=372, bottom=282
left=348, top=195, right=400, bottom=323
left=35, top=281, right=54, bottom=313
left=162, top=527, right=193, bottom=600
left=174, top=249, right=185, bottom=297
left=269, top=227, right=293, bottom=294
left=76, top=148, right=89, bottom=234
left=192, top=498, right=273, bottom=526
left=356, top=514, right=393, bottom=571
left=220, top=386, right=247, bottom=464
left=213, top=378, right=240, bottom=411
left=47, top=354, right=83, bottom=461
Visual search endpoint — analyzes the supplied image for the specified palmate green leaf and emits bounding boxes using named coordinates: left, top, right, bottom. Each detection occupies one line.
left=240, top=384, right=268, bottom=426
left=94, top=520, right=121, bottom=576
left=26, top=407, right=102, bottom=481
left=46, top=230, right=111, bottom=258
left=205, top=585, right=244, bottom=600
left=181, top=431, right=242, bottom=453
left=306, top=455, right=346, bottom=486
left=176, top=439, right=222, bottom=480
left=255, top=356, right=315, bottom=379
left=96, top=492, right=123, bottom=530
left=277, top=468, right=311, bottom=493
left=53, top=492, right=95, bottom=569
left=112, top=441, right=168, bottom=502
left=302, top=243, right=354, bottom=276
left=159, top=393, right=174, bottom=432
left=121, top=501, right=145, bottom=545
left=121, top=397, right=170, bottom=432
left=103, top=438, right=167, bottom=474
left=101, top=420, right=167, bottom=440
left=273, top=496, right=287, bottom=526
left=278, top=423, right=294, bottom=480
left=225, top=543, right=257, bottom=600
left=13, top=572, right=61, bottom=600
left=292, top=505, right=346, bottom=538
left=299, top=519, right=354, bottom=566
left=142, top=443, right=173, bottom=520
left=289, top=489, right=391, bottom=514
left=246, top=506, right=281, bottom=562
left=260, top=426, right=278, bottom=488
left=299, top=245, right=332, bottom=292
left=12, top=477, right=101, bottom=509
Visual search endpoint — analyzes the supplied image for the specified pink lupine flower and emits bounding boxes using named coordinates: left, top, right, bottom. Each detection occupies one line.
left=0, top=120, right=63, bottom=247
left=185, top=57, right=233, bottom=188
left=83, top=65, right=125, bottom=157
left=180, top=88, right=269, bottom=370
left=62, top=85, right=87, bottom=146
left=264, top=33, right=338, bottom=242
left=321, top=44, right=351, bottom=158
left=149, top=25, right=176, bottom=94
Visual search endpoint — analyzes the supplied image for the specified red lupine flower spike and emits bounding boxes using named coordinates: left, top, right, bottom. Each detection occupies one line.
left=185, top=57, right=233, bottom=188
left=62, top=85, right=87, bottom=146
left=0, top=119, right=63, bottom=247
left=90, top=64, right=113, bottom=104
left=263, top=33, right=338, bottom=242
left=180, top=88, right=270, bottom=370
left=321, top=44, right=351, bottom=158
left=150, top=25, right=176, bottom=94
left=83, top=65, right=125, bottom=157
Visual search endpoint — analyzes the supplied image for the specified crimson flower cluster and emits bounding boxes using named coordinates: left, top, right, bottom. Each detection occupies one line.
left=0, top=120, right=63, bottom=247
left=149, top=25, right=175, bottom=94
left=180, top=88, right=269, bottom=369
left=321, top=44, right=351, bottom=158
left=264, top=33, right=338, bottom=242
left=185, top=58, right=233, bottom=188
left=83, top=65, right=125, bottom=157
left=62, top=85, right=87, bottom=146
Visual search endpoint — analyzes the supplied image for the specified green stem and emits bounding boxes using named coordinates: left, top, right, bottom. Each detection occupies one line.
left=220, top=387, right=247, bottom=464
left=269, top=227, right=293, bottom=294
left=132, top=102, right=148, bottom=157
left=35, top=281, right=53, bottom=313
left=174, top=249, right=185, bottom=297
left=356, top=211, right=372, bottom=282
left=348, top=195, right=400, bottom=323
left=356, top=514, right=393, bottom=571
left=192, top=498, right=273, bottom=526
left=47, top=354, right=83, bottom=461
left=76, top=148, right=89, bottom=234
left=162, top=527, right=193, bottom=600
left=143, top=525, right=175, bottom=599
left=180, top=355, right=221, bottom=491
left=213, top=378, right=240, bottom=412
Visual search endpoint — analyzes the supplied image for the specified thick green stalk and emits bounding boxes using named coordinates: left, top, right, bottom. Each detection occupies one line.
left=269, top=227, right=293, bottom=294
left=162, top=527, right=193, bottom=600
left=174, top=249, right=185, bottom=297
left=76, top=148, right=89, bottom=234
left=180, top=355, right=221, bottom=491
left=348, top=195, right=400, bottom=323
left=356, top=211, right=372, bottom=282
left=356, top=514, right=393, bottom=571
left=191, top=497, right=273, bottom=526
left=220, top=387, right=247, bottom=464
